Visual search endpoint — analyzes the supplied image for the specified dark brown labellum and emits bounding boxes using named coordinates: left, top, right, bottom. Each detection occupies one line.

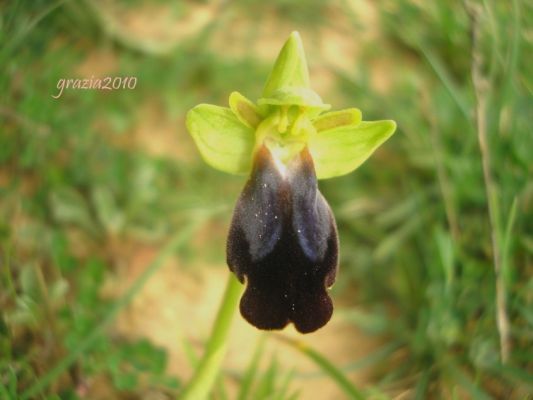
left=227, top=145, right=338, bottom=333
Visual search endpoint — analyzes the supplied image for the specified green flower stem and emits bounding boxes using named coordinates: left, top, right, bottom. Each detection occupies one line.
left=180, top=273, right=243, bottom=400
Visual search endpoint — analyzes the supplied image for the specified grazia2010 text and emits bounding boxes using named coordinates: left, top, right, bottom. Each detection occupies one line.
left=52, top=76, right=137, bottom=99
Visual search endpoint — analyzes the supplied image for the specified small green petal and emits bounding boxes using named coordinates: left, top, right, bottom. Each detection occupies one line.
left=262, top=31, right=310, bottom=97
left=229, top=91, right=262, bottom=129
left=313, top=108, right=362, bottom=132
left=309, top=120, right=397, bottom=179
left=258, top=87, right=331, bottom=112
left=186, top=104, right=255, bottom=175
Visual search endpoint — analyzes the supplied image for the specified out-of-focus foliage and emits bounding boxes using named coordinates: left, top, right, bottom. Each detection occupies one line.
left=1, top=0, right=531, bottom=399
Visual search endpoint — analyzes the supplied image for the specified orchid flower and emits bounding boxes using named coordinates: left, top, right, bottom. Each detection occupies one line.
left=186, top=32, right=396, bottom=333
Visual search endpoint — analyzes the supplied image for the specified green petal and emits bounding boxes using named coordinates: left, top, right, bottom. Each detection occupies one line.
left=313, top=108, right=362, bottom=132
left=262, top=31, right=310, bottom=97
left=258, top=87, right=330, bottom=112
left=229, top=91, right=262, bottom=129
left=186, top=104, right=255, bottom=174
left=309, top=120, right=397, bottom=179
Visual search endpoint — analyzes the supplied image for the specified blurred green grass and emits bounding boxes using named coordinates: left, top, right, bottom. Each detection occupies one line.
left=1, top=0, right=532, bottom=399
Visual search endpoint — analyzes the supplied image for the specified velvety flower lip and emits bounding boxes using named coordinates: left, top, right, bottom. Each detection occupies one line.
left=186, top=31, right=396, bottom=333
left=227, top=145, right=338, bottom=333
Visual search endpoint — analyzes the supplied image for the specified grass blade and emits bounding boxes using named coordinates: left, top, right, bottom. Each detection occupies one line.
left=237, top=335, right=266, bottom=400
left=447, top=366, right=492, bottom=400
left=414, top=369, right=430, bottom=400
left=253, top=356, right=278, bottom=399
left=418, top=43, right=473, bottom=126
left=20, top=217, right=207, bottom=399
left=275, top=335, right=366, bottom=400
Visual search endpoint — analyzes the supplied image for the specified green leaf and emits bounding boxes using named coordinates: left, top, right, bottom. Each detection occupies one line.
left=229, top=91, right=262, bottom=129
left=186, top=104, right=255, bottom=175
left=309, top=120, right=396, bottom=179
left=50, top=187, right=100, bottom=236
left=112, top=371, right=138, bottom=391
left=262, top=31, right=310, bottom=97
left=92, top=186, right=124, bottom=235
left=49, top=278, right=69, bottom=302
left=20, top=265, right=39, bottom=300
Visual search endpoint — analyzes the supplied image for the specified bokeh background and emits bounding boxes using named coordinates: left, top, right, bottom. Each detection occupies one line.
left=1, top=1, right=532, bottom=399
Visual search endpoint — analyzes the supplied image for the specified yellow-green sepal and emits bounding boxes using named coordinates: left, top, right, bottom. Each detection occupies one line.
left=186, top=104, right=255, bottom=175
left=309, top=120, right=397, bottom=179
left=259, top=31, right=330, bottom=119
left=262, top=31, right=310, bottom=98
